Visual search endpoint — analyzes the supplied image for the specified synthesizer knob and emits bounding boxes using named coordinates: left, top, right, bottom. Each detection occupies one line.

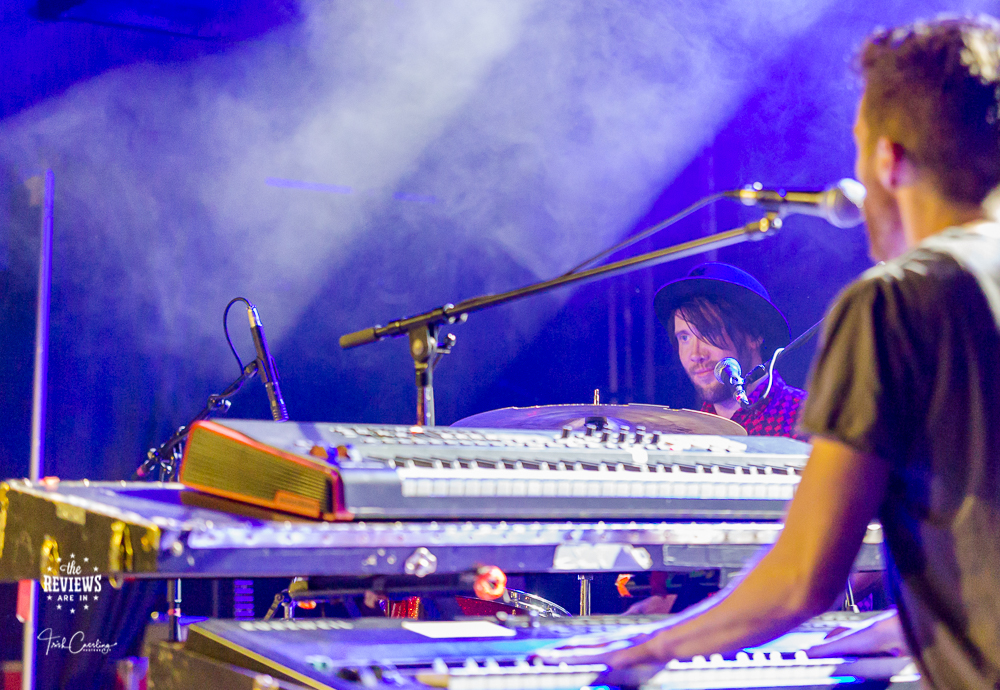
left=635, top=425, right=645, bottom=443
left=585, top=423, right=597, bottom=437
left=561, top=426, right=571, bottom=439
left=618, top=427, right=630, bottom=444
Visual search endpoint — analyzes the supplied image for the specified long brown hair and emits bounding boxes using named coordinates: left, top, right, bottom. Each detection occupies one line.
left=666, top=295, right=768, bottom=363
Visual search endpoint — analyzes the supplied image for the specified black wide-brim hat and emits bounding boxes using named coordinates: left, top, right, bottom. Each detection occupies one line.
left=653, top=262, right=790, bottom=351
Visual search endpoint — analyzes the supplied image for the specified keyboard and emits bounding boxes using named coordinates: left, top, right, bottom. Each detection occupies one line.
left=172, top=612, right=918, bottom=690
left=179, top=419, right=810, bottom=521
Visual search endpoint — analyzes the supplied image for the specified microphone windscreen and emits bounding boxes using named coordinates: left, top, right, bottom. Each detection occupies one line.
left=714, top=357, right=740, bottom=384
left=825, top=179, right=866, bottom=228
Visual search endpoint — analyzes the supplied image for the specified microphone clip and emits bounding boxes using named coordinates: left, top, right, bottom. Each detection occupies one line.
left=714, top=357, right=751, bottom=409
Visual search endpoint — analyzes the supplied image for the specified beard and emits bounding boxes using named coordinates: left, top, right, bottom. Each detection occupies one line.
left=691, top=374, right=731, bottom=405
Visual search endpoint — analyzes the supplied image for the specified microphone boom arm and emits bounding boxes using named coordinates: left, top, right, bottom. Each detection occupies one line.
left=341, top=212, right=784, bottom=425
left=744, top=317, right=825, bottom=387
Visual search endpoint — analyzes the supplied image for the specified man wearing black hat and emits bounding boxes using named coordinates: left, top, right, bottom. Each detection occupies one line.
left=654, top=262, right=807, bottom=438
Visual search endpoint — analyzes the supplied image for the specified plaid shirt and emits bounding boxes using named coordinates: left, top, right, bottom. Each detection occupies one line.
left=701, top=372, right=808, bottom=440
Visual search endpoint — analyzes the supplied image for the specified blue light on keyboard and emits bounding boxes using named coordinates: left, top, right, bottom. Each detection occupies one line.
left=830, top=676, right=858, bottom=683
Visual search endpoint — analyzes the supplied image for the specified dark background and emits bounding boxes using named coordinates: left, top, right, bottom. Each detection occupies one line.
left=1, top=0, right=997, bottom=679
left=6, top=0, right=987, bottom=484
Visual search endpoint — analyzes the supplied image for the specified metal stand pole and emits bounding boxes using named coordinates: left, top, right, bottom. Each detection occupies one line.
left=844, top=578, right=859, bottom=613
left=409, top=326, right=437, bottom=426
left=22, top=169, right=54, bottom=690
left=578, top=574, right=593, bottom=616
left=167, top=579, right=182, bottom=643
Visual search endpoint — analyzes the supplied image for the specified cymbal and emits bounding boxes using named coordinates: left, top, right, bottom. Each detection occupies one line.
left=452, top=404, right=746, bottom=436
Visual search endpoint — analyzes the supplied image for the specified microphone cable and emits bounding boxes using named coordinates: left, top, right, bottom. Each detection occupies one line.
left=561, top=192, right=728, bottom=276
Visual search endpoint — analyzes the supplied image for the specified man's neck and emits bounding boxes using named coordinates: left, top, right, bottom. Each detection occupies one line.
left=710, top=373, right=767, bottom=420
left=898, top=183, right=991, bottom=248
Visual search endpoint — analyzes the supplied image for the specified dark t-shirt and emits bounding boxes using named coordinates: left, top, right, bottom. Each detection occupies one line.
left=802, top=223, right=1000, bottom=689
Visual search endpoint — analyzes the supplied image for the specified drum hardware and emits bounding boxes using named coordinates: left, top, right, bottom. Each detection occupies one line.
left=472, top=566, right=506, bottom=601
left=493, top=590, right=571, bottom=617
left=578, top=574, right=593, bottom=616
left=263, top=569, right=514, bottom=621
left=340, top=211, right=783, bottom=426
left=452, top=403, right=746, bottom=436
left=405, top=547, right=438, bottom=578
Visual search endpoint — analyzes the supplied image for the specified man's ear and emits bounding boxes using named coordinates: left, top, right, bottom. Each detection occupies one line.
left=874, top=137, right=913, bottom=190
left=745, top=334, right=764, bottom=358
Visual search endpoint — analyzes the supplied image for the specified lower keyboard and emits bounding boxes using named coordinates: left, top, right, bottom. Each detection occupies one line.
left=168, top=612, right=919, bottom=689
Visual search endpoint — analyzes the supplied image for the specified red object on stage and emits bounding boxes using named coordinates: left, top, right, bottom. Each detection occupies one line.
left=473, top=566, right=507, bottom=601
left=16, top=580, right=32, bottom=623
left=616, top=574, right=633, bottom=597
left=388, top=596, right=421, bottom=618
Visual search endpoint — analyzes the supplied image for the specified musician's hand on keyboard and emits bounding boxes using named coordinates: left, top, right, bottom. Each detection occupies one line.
left=624, top=594, right=677, bottom=615
left=806, top=609, right=907, bottom=658
left=532, top=623, right=673, bottom=668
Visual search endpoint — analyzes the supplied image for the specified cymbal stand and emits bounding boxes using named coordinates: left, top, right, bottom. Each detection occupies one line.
left=341, top=212, right=783, bottom=425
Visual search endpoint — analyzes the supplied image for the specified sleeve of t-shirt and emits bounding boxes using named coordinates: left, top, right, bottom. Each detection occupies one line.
left=801, top=272, right=920, bottom=463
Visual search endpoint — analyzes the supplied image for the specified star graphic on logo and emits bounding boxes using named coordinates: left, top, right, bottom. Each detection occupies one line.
left=93, top=595, right=99, bottom=601
left=70, top=608, right=75, bottom=614
left=55, top=557, right=61, bottom=562
left=56, top=605, right=61, bottom=610
left=70, top=553, right=75, bottom=559
left=93, top=566, right=98, bottom=572
left=46, top=595, right=51, bottom=601
left=83, top=605, right=89, bottom=611
left=83, top=557, right=89, bottom=563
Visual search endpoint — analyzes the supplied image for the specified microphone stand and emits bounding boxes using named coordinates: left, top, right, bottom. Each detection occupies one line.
left=133, top=360, right=260, bottom=482
left=132, top=359, right=262, bottom=645
left=341, top=212, right=783, bottom=425
left=744, top=317, right=824, bottom=387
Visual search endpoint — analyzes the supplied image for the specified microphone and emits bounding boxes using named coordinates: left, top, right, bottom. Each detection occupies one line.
left=714, top=357, right=750, bottom=408
left=723, top=178, right=866, bottom=228
left=247, top=304, right=289, bottom=422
